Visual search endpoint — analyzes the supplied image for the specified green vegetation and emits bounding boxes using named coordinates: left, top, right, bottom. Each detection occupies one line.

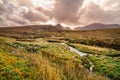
left=68, top=43, right=120, bottom=56
left=82, top=55, right=120, bottom=80
left=0, top=28, right=120, bottom=50
left=0, top=37, right=108, bottom=80
left=0, top=49, right=35, bottom=80
left=0, top=28, right=119, bottom=80
left=69, top=43, right=120, bottom=80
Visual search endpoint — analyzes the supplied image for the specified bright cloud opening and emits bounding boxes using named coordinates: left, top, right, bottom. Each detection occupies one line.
left=32, top=0, right=55, bottom=10
left=45, top=20, right=57, bottom=25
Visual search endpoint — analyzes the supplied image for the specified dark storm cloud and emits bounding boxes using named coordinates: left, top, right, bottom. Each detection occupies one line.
left=0, top=0, right=120, bottom=27
left=53, top=0, right=120, bottom=26
left=79, top=1, right=120, bottom=25
left=80, top=2, right=113, bottom=24
left=22, top=9, right=49, bottom=22
left=0, top=0, right=27, bottom=26
left=53, top=0, right=83, bottom=24
left=7, top=15, right=28, bottom=25
left=0, top=0, right=49, bottom=26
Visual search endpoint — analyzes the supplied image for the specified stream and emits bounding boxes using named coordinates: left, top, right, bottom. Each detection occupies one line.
left=61, top=43, right=87, bottom=56
left=59, top=43, right=95, bottom=72
left=68, top=46, right=87, bottom=56
left=61, top=43, right=94, bottom=72
left=67, top=45, right=94, bottom=72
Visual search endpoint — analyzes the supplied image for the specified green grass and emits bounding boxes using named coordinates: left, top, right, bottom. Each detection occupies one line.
left=69, top=43, right=120, bottom=80
left=40, top=43, right=80, bottom=59
left=82, top=55, right=120, bottom=80
left=0, top=37, right=108, bottom=80
left=0, top=28, right=120, bottom=50
left=0, top=27, right=119, bottom=80
left=0, top=49, right=35, bottom=80
left=68, top=43, right=120, bottom=56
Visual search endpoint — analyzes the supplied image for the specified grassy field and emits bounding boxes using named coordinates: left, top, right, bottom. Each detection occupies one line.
left=0, top=28, right=119, bottom=80
left=0, top=28, right=120, bottom=50
left=0, top=36, right=108, bottom=80
left=68, top=43, right=120, bottom=56
left=68, top=43, right=120, bottom=80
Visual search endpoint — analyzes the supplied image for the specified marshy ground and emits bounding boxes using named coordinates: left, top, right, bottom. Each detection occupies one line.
left=0, top=28, right=120, bottom=80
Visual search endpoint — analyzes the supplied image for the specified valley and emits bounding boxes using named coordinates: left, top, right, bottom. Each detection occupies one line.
left=0, top=27, right=120, bottom=80
left=1, top=0, right=120, bottom=80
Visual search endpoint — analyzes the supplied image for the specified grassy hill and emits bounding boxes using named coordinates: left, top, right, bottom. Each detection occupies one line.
left=74, top=23, right=120, bottom=30
left=0, top=36, right=108, bottom=80
left=0, top=27, right=120, bottom=80
left=68, top=43, right=120, bottom=80
left=0, top=28, right=120, bottom=50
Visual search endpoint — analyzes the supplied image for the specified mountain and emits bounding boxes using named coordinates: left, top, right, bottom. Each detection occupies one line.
left=0, top=24, right=71, bottom=31
left=55, top=24, right=71, bottom=30
left=74, top=23, right=120, bottom=30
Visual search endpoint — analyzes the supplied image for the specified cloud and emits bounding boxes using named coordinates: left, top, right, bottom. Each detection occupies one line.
left=80, top=2, right=112, bottom=24
left=0, top=0, right=120, bottom=27
left=52, top=0, right=83, bottom=25
left=91, top=0, right=120, bottom=11
left=22, top=9, right=49, bottom=22
left=79, top=1, right=120, bottom=25
left=0, top=0, right=50, bottom=26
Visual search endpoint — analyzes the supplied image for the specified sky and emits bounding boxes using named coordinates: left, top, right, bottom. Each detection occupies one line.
left=0, top=0, right=120, bottom=28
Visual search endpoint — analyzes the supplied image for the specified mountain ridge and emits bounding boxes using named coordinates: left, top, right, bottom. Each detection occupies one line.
left=0, top=23, right=120, bottom=31
left=74, top=23, right=120, bottom=30
left=0, top=24, right=71, bottom=31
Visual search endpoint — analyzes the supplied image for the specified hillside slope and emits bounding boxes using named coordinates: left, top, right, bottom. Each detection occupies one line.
left=0, top=36, right=108, bottom=80
left=75, top=23, right=120, bottom=30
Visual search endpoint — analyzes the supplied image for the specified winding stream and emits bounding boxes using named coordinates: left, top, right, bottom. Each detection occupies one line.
left=68, top=45, right=87, bottom=56
left=61, top=43, right=87, bottom=56
left=67, top=45, right=94, bottom=72
left=61, top=43, right=94, bottom=72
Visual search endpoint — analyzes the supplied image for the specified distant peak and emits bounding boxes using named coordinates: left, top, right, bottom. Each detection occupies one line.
left=55, top=24, right=62, bottom=27
left=74, top=23, right=120, bottom=30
